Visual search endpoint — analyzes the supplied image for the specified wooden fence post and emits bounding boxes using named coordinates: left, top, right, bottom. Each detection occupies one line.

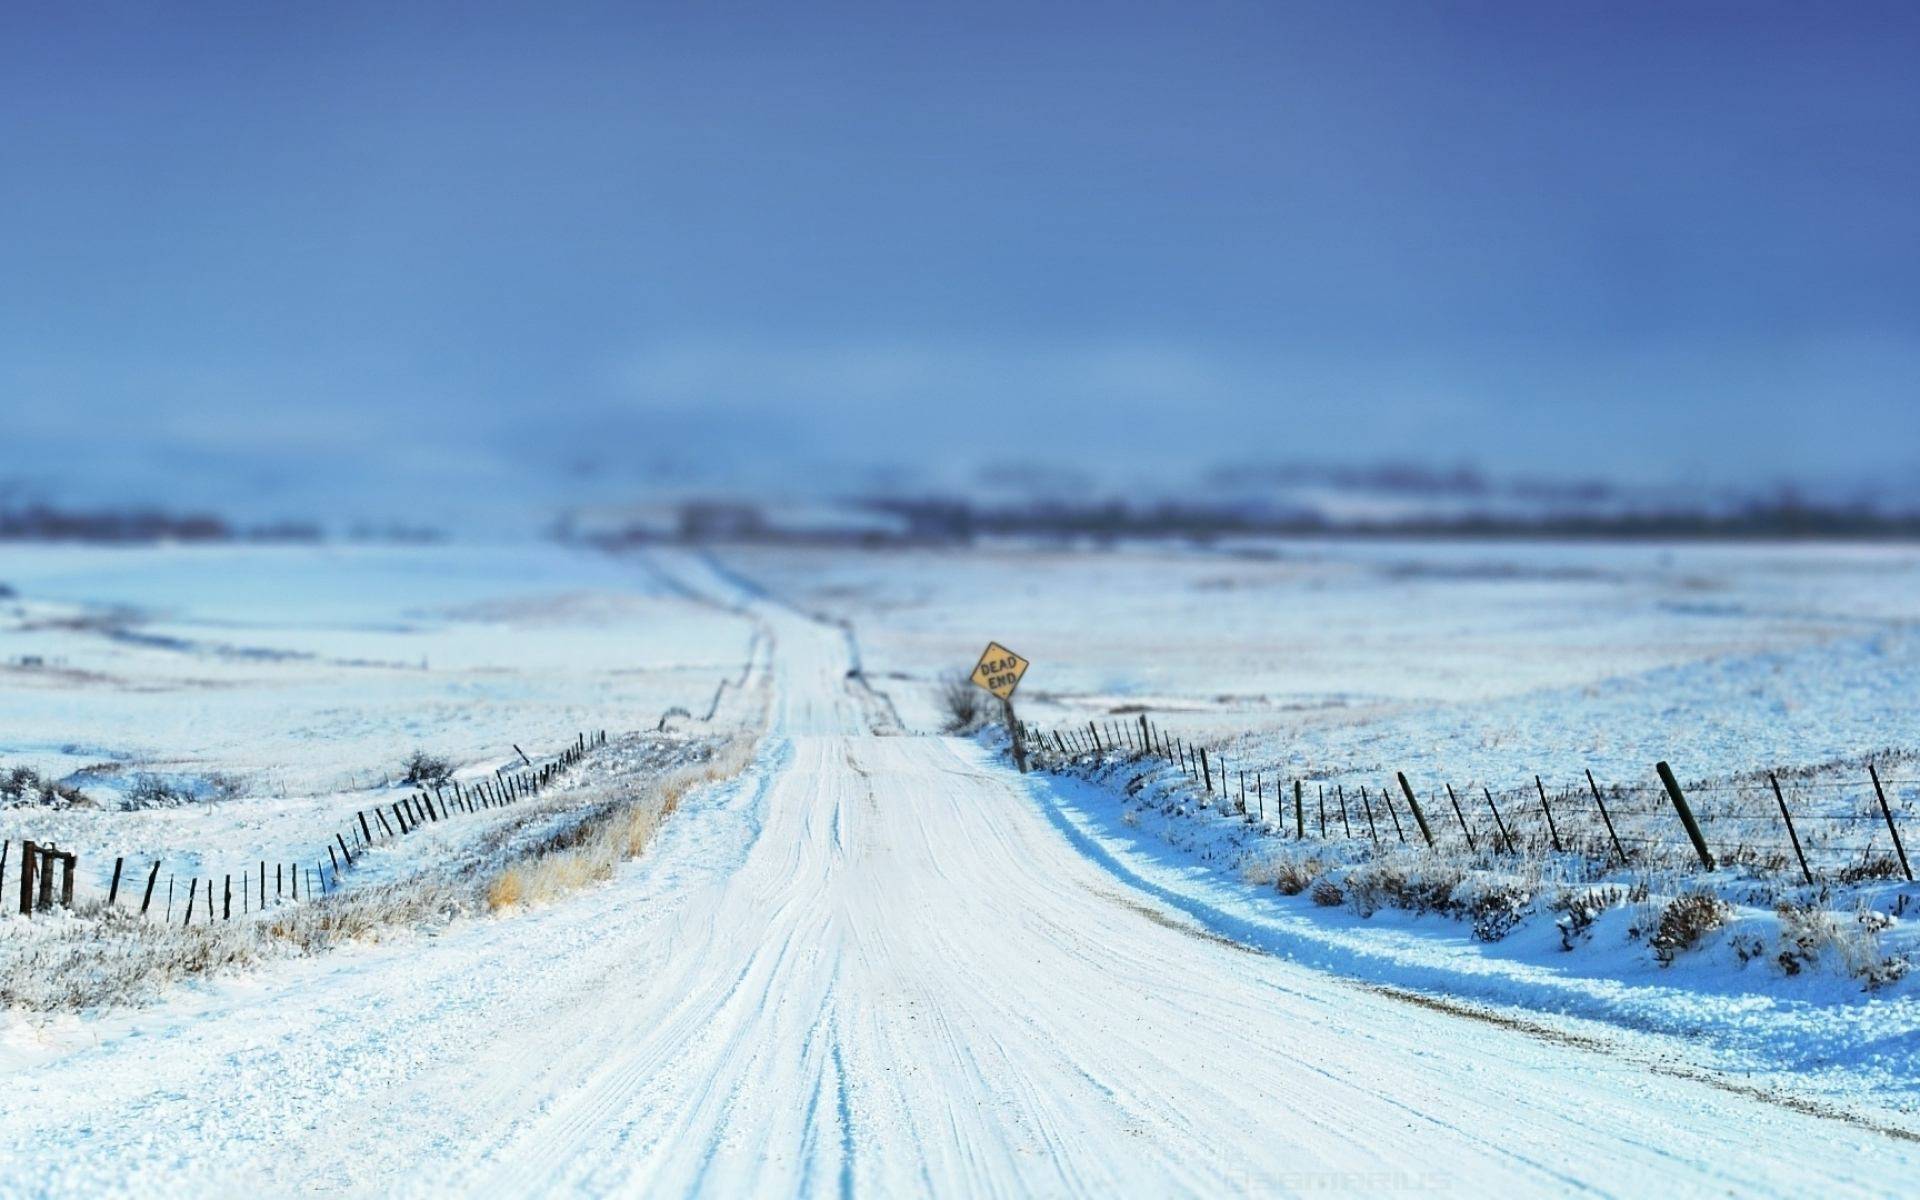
left=1396, top=773, right=1435, bottom=847
left=359, top=811, right=373, bottom=845
left=1199, top=748, right=1212, bottom=793
left=36, top=848, right=53, bottom=911
left=1656, top=761, right=1715, bottom=871
left=1584, top=770, right=1628, bottom=866
left=1769, top=773, right=1813, bottom=886
left=1379, top=785, right=1406, bottom=843
left=1534, top=776, right=1564, bottom=853
left=1445, top=784, right=1476, bottom=851
left=1294, top=779, right=1305, bottom=838
left=1358, top=786, right=1379, bottom=845
left=108, top=856, right=125, bottom=906
left=1336, top=785, right=1352, bottom=838
left=59, top=853, right=74, bottom=909
left=1868, top=763, right=1914, bottom=882
left=1317, top=784, right=1327, bottom=837
left=19, top=840, right=36, bottom=916
left=184, top=877, right=197, bottom=927
left=1484, top=788, right=1514, bottom=854
left=141, top=860, right=161, bottom=915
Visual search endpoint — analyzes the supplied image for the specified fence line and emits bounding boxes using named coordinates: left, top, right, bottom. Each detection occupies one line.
left=10, top=730, right=611, bottom=920
left=1018, top=715, right=1919, bottom=886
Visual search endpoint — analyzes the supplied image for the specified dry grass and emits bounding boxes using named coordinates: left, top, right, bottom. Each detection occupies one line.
left=1775, top=900, right=1910, bottom=988
left=1651, top=891, right=1732, bottom=964
left=484, top=738, right=755, bottom=912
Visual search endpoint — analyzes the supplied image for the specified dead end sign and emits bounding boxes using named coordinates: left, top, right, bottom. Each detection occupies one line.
left=969, top=642, right=1029, bottom=699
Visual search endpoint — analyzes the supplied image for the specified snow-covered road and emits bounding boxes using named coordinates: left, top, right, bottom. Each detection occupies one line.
left=3, top=572, right=1916, bottom=1197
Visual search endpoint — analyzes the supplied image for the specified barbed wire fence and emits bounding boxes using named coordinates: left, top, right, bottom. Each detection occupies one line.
left=6, top=730, right=610, bottom=922
left=1017, top=714, right=1918, bottom=888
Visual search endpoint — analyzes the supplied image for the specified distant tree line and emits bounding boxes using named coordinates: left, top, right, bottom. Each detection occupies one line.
left=859, top=496, right=1920, bottom=543
left=0, top=503, right=316, bottom=544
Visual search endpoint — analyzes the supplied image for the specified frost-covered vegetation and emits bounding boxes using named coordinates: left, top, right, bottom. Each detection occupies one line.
left=0, top=764, right=90, bottom=808
left=1031, top=737, right=1916, bottom=992
left=0, top=732, right=753, bottom=1012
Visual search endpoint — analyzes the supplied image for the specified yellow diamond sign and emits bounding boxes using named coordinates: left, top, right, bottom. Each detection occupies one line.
left=969, top=641, right=1029, bottom=700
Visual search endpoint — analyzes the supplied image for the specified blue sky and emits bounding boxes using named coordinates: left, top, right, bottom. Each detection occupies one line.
left=2, top=1, right=1916, bottom=518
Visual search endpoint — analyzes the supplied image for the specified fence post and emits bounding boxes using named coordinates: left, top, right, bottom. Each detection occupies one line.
left=184, top=877, right=197, bottom=927
left=1199, top=748, right=1212, bottom=793
left=1656, top=761, right=1715, bottom=871
left=108, top=856, right=124, bottom=906
left=1395, top=773, right=1435, bottom=847
left=1358, top=786, right=1379, bottom=845
left=336, top=832, right=353, bottom=865
left=141, top=859, right=161, bottom=915
left=1584, top=770, right=1628, bottom=866
left=1088, top=722, right=1101, bottom=753
left=1255, top=773, right=1265, bottom=823
left=1769, top=773, right=1813, bottom=886
left=1317, top=784, right=1327, bottom=837
left=1379, top=785, right=1406, bottom=843
left=1868, top=763, right=1914, bottom=883
left=1484, top=788, right=1514, bottom=854
left=224, top=875, right=232, bottom=920
left=1534, top=776, right=1564, bottom=853
left=59, top=854, right=74, bottom=908
left=1445, top=784, right=1476, bottom=852
left=1294, top=779, right=1305, bottom=838
left=18, top=840, right=35, bottom=916
left=1336, top=785, right=1352, bottom=838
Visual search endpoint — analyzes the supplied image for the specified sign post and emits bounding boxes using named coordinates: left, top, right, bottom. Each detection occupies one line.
left=969, top=641, right=1031, bottom=774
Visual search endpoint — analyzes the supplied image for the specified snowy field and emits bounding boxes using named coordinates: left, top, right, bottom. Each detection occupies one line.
left=724, top=539, right=1920, bottom=774
left=5, top=536, right=1920, bottom=1196
left=0, top=542, right=757, bottom=899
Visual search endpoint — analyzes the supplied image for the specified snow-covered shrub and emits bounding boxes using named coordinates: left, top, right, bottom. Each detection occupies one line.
left=204, top=771, right=247, bottom=801
left=1552, top=884, right=1631, bottom=951
left=1310, top=878, right=1344, bottom=907
left=1651, top=892, right=1731, bottom=964
left=403, top=749, right=452, bottom=786
left=1344, top=859, right=1464, bottom=919
left=1273, top=858, right=1326, bottom=896
left=1776, top=902, right=1910, bottom=988
left=1460, top=878, right=1534, bottom=942
left=125, top=773, right=189, bottom=809
left=938, top=670, right=986, bottom=733
left=0, top=764, right=90, bottom=808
